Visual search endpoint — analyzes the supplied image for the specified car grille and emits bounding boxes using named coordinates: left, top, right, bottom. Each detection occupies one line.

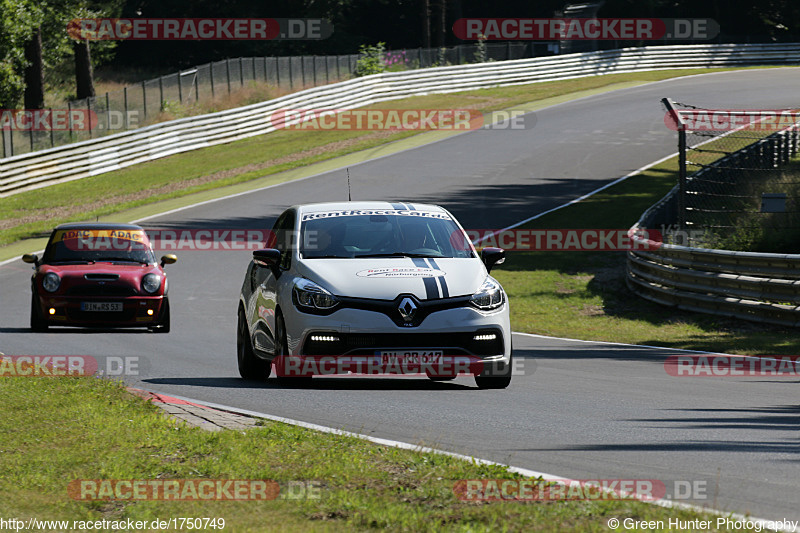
left=302, top=330, right=504, bottom=357
left=66, top=285, right=138, bottom=296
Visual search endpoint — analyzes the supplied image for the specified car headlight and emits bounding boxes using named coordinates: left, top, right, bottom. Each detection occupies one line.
left=142, top=273, right=162, bottom=294
left=42, top=272, right=61, bottom=293
left=470, top=278, right=504, bottom=311
left=293, top=279, right=339, bottom=310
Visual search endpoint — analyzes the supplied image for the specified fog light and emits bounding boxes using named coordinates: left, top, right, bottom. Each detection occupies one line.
left=310, top=335, right=339, bottom=342
left=49, top=308, right=56, bottom=315
left=473, top=333, right=496, bottom=341
left=147, top=309, right=154, bottom=316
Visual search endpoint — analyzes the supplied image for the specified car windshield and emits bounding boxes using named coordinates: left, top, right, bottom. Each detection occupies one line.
left=42, top=228, right=156, bottom=264
left=298, top=211, right=475, bottom=259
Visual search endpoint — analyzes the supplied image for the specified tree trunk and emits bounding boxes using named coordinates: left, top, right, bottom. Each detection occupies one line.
left=23, top=27, right=45, bottom=110
left=74, top=39, right=96, bottom=100
left=421, top=0, right=430, bottom=48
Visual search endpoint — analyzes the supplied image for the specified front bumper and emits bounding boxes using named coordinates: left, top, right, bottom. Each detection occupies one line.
left=36, top=294, right=166, bottom=327
left=281, top=304, right=512, bottom=375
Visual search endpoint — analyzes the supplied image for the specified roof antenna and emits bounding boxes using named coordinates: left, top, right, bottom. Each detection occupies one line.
left=347, top=168, right=352, bottom=201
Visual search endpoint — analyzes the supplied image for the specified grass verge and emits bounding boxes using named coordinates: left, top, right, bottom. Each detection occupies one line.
left=0, top=377, right=749, bottom=532
left=490, top=155, right=800, bottom=355
left=0, top=67, right=756, bottom=247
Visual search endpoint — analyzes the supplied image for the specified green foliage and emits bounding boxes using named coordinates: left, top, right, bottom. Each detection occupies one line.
left=354, top=42, right=385, bottom=77
left=0, top=0, right=39, bottom=107
left=473, top=33, right=487, bottom=63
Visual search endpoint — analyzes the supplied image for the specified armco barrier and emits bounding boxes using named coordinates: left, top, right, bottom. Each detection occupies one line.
left=627, top=124, right=800, bottom=327
left=2, top=42, right=800, bottom=197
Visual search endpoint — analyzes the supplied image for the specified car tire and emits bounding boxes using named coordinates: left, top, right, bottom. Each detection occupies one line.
left=30, top=293, right=48, bottom=332
left=474, top=352, right=512, bottom=390
left=237, top=307, right=271, bottom=380
left=151, top=299, right=170, bottom=333
left=274, top=311, right=312, bottom=386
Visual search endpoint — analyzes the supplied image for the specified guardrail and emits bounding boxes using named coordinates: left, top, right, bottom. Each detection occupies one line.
left=3, top=42, right=800, bottom=198
left=627, top=123, right=800, bottom=327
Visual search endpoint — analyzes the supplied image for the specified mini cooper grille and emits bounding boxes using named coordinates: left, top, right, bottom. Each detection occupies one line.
left=66, top=285, right=137, bottom=296
left=84, top=274, right=120, bottom=281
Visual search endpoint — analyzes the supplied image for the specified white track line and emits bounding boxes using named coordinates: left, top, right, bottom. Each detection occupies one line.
left=136, top=386, right=792, bottom=532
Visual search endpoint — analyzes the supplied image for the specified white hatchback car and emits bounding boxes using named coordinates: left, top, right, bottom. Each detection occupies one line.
left=237, top=201, right=512, bottom=388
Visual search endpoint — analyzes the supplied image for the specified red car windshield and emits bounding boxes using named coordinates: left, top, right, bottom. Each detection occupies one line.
left=42, top=228, right=156, bottom=264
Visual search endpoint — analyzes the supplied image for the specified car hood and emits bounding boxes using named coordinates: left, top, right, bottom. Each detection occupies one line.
left=41, top=262, right=160, bottom=286
left=296, top=257, right=487, bottom=301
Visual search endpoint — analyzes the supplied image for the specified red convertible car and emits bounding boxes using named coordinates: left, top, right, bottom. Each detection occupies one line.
left=22, top=223, right=176, bottom=332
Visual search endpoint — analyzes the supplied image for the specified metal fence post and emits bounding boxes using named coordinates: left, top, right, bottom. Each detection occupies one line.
left=239, top=57, right=244, bottom=87
left=87, top=99, right=93, bottom=138
left=123, top=87, right=128, bottom=130
left=678, top=126, right=687, bottom=232
left=142, top=81, right=147, bottom=120
left=106, top=92, right=111, bottom=132
left=49, top=108, right=55, bottom=147
left=301, top=56, right=306, bottom=86
left=663, top=98, right=687, bottom=232
left=289, top=58, right=293, bottom=89
left=67, top=101, right=74, bottom=139
left=226, top=60, right=231, bottom=94
left=210, top=64, right=215, bottom=98
left=159, top=76, right=164, bottom=111
left=178, top=72, right=183, bottom=103
left=29, top=123, right=34, bottom=152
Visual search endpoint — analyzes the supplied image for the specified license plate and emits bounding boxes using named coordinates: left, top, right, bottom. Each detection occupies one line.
left=377, top=350, right=443, bottom=365
left=81, top=302, right=122, bottom=312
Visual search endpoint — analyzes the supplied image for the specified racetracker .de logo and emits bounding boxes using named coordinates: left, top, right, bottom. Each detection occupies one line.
left=452, top=18, right=718, bottom=40
left=453, top=479, right=666, bottom=501
left=664, top=355, right=800, bottom=377
left=664, top=109, right=800, bottom=131
left=67, top=18, right=333, bottom=41
left=455, top=229, right=663, bottom=251
left=274, top=354, right=490, bottom=377
left=68, top=479, right=280, bottom=501
left=270, top=109, right=484, bottom=131
left=0, top=109, right=97, bottom=131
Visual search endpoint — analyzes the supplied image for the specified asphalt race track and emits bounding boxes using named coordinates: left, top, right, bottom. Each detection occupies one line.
left=2, top=69, right=799, bottom=522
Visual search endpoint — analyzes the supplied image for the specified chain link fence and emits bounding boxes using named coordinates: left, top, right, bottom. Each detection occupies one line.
left=1, top=42, right=553, bottom=159
left=664, top=99, right=800, bottom=252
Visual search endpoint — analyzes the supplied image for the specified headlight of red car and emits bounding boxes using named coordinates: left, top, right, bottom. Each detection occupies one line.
left=42, top=272, right=61, bottom=292
left=142, top=273, right=162, bottom=294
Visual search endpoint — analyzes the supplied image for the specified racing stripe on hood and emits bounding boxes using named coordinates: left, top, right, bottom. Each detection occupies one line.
left=390, top=202, right=407, bottom=210
left=427, top=258, right=449, bottom=298
left=411, top=257, right=439, bottom=299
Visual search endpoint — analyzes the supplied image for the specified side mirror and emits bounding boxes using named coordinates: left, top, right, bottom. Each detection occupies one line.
left=22, top=253, right=39, bottom=266
left=253, top=248, right=281, bottom=268
left=481, top=247, right=505, bottom=273
left=160, top=254, right=177, bottom=267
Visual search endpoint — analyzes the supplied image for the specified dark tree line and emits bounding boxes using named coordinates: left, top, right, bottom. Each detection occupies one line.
left=1, top=0, right=798, bottom=109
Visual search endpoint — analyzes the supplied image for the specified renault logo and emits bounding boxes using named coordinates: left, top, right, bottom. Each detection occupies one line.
left=398, top=297, right=417, bottom=322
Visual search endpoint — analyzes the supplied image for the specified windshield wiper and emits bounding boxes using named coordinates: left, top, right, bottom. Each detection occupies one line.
left=353, top=252, right=442, bottom=258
